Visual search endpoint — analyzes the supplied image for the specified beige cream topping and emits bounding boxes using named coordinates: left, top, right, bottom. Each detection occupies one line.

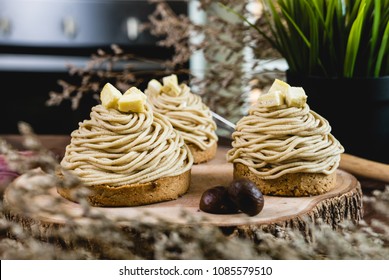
left=145, top=75, right=218, bottom=151
left=61, top=102, right=193, bottom=186
left=227, top=103, right=344, bottom=180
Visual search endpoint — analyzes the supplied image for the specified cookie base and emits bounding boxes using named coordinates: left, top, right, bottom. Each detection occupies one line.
left=57, top=170, right=191, bottom=207
left=234, top=163, right=336, bottom=196
left=188, top=142, right=217, bottom=164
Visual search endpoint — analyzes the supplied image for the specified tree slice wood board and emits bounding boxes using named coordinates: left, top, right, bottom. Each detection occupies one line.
left=3, top=147, right=363, bottom=232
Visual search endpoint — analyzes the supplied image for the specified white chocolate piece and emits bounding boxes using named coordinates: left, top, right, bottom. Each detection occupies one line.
left=258, top=91, right=285, bottom=107
left=162, top=74, right=181, bottom=97
left=100, top=83, right=122, bottom=109
left=268, top=79, right=290, bottom=96
left=162, top=74, right=178, bottom=86
left=285, top=87, right=307, bottom=108
left=123, top=86, right=145, bottom=97
left=146, top=79, right=162, bottom=95
left=118, top=87, right=147, bottom=113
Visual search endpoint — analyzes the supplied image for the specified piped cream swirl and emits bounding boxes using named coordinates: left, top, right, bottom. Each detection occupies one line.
left=227, top=104, right=344, bottom=179
left=61, top=103, right=193, bottom=186
left=146, top=85, right=218, bottom=151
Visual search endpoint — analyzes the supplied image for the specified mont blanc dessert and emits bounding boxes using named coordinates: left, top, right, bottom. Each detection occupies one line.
left=58, top=83, right=193, bottom=206
left=227, top=79, right=344, bottom=196
left=145, top=74, right=218, bottom=164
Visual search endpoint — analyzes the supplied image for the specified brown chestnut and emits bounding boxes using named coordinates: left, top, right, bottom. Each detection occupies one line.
left=228, top=178, right=264, bottom=216
left=199, top=186, right=239, bottom=214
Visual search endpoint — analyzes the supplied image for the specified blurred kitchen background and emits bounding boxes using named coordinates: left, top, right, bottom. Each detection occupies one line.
left=0, top=0, right=188, bottom=134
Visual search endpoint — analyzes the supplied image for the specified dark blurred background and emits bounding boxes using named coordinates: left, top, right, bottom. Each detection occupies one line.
left=0, top=0, right=188, bottom=134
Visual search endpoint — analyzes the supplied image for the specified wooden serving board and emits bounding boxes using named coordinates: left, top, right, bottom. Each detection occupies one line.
left=4, top=147, right=363, bottom=237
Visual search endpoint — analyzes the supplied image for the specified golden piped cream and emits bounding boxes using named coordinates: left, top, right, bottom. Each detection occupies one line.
left=227, top=103, right=344, bottom=179
left=61, top=103, right=193, bottom=186
left=145, top=76, right=218, bottom=151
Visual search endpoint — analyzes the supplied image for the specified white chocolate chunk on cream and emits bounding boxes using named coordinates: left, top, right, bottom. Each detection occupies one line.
left=162, top=74, right=178, bottom=86
left=147, top=79, right=163, bottom=95
left=257, top=79, right=307, bottom=108
left=118, top=87, right=147, bottom=113
left=162, top=74, right=181, bottom=97
left=285, top=87, right=307, bottom=108
left=123, top=86, right=145, bottom=97
left=268, top=79, right=290, bottom=96
left=100, top=83, right=122, bottom=109
left=258, top=91, right=285, bottom=107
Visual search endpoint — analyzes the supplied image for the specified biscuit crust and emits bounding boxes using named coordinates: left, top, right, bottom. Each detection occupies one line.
left=57, top=170, right=191, bottom=207
left=188, top=142, right=217, bottom=164
left=234, top=163, right=336, bottom=196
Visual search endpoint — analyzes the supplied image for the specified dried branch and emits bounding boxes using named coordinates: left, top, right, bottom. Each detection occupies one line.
left=46, top=0, right=283, bottom=116
left=45, top=44, right=187, bottom=111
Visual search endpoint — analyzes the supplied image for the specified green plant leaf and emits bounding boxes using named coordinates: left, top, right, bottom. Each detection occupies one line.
left=325, top=0, right=336, bottom=40
left=348, top=0, right=363, bottom=27
left=263, top=0, right=301, bottom=71
left=344, top=1, right=366, bottom=77
left=367, top=0, right=381, bottom=75
left=311, top=0, right=326, bottom=24
left=374, top=19, right=389, bottom=77
left=280, top=5, right=311, bottom=48
left=224, top=0, right=389, bottom=77
left=300, top=0, right=319, bottom=73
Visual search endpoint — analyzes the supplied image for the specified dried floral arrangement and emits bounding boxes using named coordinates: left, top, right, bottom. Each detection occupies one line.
left=0, top=124, right=388, bottom=260
left=46, top=0, right=284, bottom=124
left=45, top=45, right=180, bottom=111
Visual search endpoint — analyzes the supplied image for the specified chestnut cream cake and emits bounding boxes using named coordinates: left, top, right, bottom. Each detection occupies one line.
left=145, top=74, right=218, bottom=164
left=58, top=83, right=193, bottom=206
left=227, top=79, right=344, bottom=196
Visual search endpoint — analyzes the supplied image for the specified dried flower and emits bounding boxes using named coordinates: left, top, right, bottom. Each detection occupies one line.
left=46, top=0, right=283, bottom=127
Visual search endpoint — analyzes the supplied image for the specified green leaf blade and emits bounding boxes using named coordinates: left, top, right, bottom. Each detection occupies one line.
left=374, top=19, right=389, bottom=77
left=344, top=2, right=366, bottom=77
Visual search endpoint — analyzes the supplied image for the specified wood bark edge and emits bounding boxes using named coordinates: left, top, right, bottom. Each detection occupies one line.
left=223, top=182, right=363, bottom=240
